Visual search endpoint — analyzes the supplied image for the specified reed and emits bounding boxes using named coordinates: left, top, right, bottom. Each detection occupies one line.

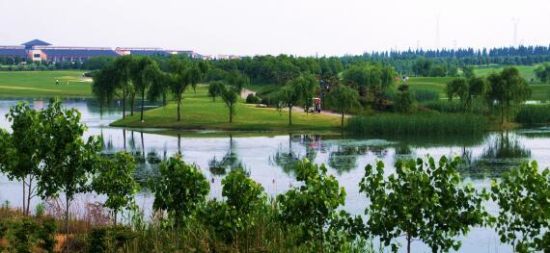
left=515, top=104, right=550, bottom=125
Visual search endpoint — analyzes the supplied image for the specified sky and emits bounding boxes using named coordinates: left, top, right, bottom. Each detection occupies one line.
left=1, top=0, right=549, bottom=56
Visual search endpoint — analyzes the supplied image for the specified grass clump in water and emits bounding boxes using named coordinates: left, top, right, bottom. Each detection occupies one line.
left=515, top=105, right=550, bottom=126
left=346, top=112, right=488, bottom=135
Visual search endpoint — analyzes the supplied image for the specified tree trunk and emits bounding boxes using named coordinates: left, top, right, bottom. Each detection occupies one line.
left=22, top=180, right=26, bottom=216
left=501, top=105, right=505, bottom=124
left=177, top=134, right=181, bottom=154
left=407, top=233, right=411, bottom=253
left=229, top=105, right=233, bottom=123
left=288, top=105, right=293, bottom=126
left=341, top=109, right=345, bottom=128
left=26, top=176, right=32, bottom=216
left=130, top=93, right=136, bottom=116
left=177, top=94, right=182, bottom=121
left=122, top=90, right=127, bottom=119
left=65, top=195, right=70, bottom=235
left=140, top=90, right=145, bottom=121
left=123, top=129, right=127, bottom=150
left=114, top=211, right=117, bottom=226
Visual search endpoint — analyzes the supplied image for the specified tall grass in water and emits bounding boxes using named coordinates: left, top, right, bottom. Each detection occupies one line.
left=421, top=100, right=487, bottom=114
left=515, top=105, right=550, bottom=126
left=346, top=112, right=488, bottom=135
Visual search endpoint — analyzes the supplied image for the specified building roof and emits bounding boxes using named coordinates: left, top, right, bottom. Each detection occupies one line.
left=39, top=48, right=119, bottom=57
left=21, top=39, right=52, bottom=47
left=0, top=46, right=27, bottom=57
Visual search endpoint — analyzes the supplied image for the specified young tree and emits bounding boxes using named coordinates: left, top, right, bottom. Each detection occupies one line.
left=462, top=65, right=476, bottom=79
left=277, top=159, right=347, bottom=251
left=207, top=81, right=224, bottom=101
left=0, top=102, right=42, bottom=216
left=92, top=151, right=140, bottom=225
left=325, top=84, right=360, bottom=127
left=220, top=85, right=239, bottom=123
left=491, top=161, right=550, bottom=252
left=92, top=55, right=134, bottom=119
left=446, top=77, right=487, bottom=111
left=152, top=155, right=209, bottom=227
left=38, top=99, right=102, bottom=234
left=360, top=156, right=489, bottom=253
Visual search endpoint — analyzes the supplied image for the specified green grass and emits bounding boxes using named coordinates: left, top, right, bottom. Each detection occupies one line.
left=346, top=112, right=489, bottom=135
left=111, top=85, right=341, bottom=132
left=0, top=71, right=92, bottom=98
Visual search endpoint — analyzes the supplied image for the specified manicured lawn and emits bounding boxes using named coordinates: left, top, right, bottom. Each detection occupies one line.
left=111, top=85, right=341, bottom=132
left=0, top=71, right=92, bottom=98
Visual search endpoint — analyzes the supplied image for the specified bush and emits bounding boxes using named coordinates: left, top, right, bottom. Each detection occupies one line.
left=346, top=112, right=488, bottom=135
left=515, top=105, right=550, bottom=125
left=245, top=93, right=261, bottom=104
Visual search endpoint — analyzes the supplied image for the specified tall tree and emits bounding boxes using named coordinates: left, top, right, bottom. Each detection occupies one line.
left=325, top=84, right=360, bottom=128
left=38, top=99, right=102, bottom=234
left=534, top=63, right=550, bottom=84
left=278, top=78, right=305, bottom=126
left=92, top=56, right=134, bottom=119
left=0, top=102, right=42, bottom=216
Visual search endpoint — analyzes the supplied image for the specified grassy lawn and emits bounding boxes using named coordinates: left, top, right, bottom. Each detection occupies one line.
left=0, top=71, right=92, bottom=98
left=111, top=85, right=341, bottom=132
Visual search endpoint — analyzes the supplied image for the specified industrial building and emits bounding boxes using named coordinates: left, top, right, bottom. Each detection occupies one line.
left=0, top=39, right=204, bottom=63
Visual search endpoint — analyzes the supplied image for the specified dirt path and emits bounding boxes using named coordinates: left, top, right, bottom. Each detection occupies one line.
left=241, top=89, right=349, bottom=118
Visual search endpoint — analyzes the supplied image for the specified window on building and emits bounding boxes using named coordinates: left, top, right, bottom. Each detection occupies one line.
left=33, top=54, right=41, bottom=58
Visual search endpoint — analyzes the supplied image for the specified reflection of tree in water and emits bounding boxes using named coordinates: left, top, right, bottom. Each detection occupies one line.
left=394, top=144, right=414, bottom=161
left=328, top=145, right=368, bottom=174
left=460, top=132, right=531, bottom=179
left=271, top=135, right=321, bottom=175
left=208, top=135, right=244, bottom=176
left=368, top=146, right=388, bottom=158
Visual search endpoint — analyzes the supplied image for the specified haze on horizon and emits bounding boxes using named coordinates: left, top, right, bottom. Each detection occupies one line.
left=1, top=0, right=549, bottom=56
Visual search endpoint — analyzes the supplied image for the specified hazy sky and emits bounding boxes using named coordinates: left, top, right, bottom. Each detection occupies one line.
left=1, top=0, right=549, bottom=56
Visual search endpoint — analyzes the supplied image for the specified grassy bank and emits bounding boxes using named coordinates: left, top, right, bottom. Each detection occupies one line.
left=111, top=86, right=341, bottom=132
left=0, top=71, right=92, bottom=98
left=346, top=112, right=489, bottom=135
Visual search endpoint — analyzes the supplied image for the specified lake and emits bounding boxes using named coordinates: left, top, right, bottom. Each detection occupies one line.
left=0, top=98, right=548, bottom=252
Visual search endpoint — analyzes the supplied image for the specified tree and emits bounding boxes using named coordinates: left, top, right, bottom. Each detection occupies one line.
left=207, top=81, right=224, bottom=101
left=92, top=55, right=134, bottom=119
left=0, top=102, right=42, bottom=216
left=277, top=159, right=346, bottom=251
left=295, top=74, right=318, bottom=114
left=152, top=155, right=209, bottom=227
left=38, top=99, right=102, bottom=234
left=201, top=169, right=267, bottom=244
left=92, top=151, right=140, bottom=225
left=394, top=84, right=416, bottom=113
left=491, top=161, right=550, bottom=252
left=167, top=58, right=207, bottom=121
left=446, top=77, right=487, bottom=111
left=534, top=63, right=550, bottom=84
left=343, top=63, right=395, bottom=110
left=360, top=156, right=489, bottom=253
left=278, top=80, right=303, bottom=126
left=462, top=65, right=475, bottom=79
left=325, top=84, right=360, bottom=127
left=485, top=67, right=531, bottom=123
left=220, top=84, right=239, bottom=123
left=130, top=57, right=158, bottom=121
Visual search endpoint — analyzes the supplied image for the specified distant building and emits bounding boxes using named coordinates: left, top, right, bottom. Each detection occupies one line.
left=0, top=39, right=204, bottom=63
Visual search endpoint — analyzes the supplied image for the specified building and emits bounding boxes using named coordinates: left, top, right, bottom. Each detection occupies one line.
left=0, top=39, right=201, bottom=63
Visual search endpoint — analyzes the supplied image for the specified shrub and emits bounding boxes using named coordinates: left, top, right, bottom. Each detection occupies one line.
left=87, top=227, right=108, bottom=253
left=246, top=93, right=261, bottom=104
left=346, top=112, right=488, bottom=135
left=394, top=85, right=416, bottom=113
left=515, top=105, right=550, bottom=125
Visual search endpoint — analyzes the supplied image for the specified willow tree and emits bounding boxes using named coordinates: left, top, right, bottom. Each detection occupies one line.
left=325, top=84, right=360, bottom=128
left=485, top=67, right=531, bottom=123
left=92, top=55, right=134, bottom=119
left=167, top=58, right=207, bottom=121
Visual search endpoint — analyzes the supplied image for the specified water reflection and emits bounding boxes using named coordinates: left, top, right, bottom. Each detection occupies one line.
left=208, top=135, right=244, bottom=176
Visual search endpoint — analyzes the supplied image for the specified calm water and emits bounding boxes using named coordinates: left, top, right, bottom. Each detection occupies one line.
left=1, top=98, right=549, bottom=253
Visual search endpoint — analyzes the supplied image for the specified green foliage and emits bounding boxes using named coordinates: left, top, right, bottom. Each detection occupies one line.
left=534, top=63, right=550, bottom=84
left=490, top=161, right=550, bottom=252
left=10, top=218, right=37, bottom=253
left=446, top=77, right=487, bottom=112
left=37, top=219, right=57, bottom=253
left=93, top=151, right=140, bottom=223
left=277, top=159, right=347, bottom=249
left=343, top=63, right=395, bottom=109
left=515, top=104, right=550, bottom=125
left=207, top=81, right=224, bottom=101
left=462, top=65, right=476, bottom=79
left=0, top=101, right=42, bottom=215
left=87, top=227, right=108, bottom=253
left=35, top=203, right=45, bottom=218
left=347, top=112, right=488, bottom=135
left=485, top=67, right=531, bottom=123
left=360, top=156, right=489, bottom=252
left=393, top=84, right=416, bottom=113
left=411, top=89, right=439, bottom=102
left=201, top=169, right=267, bottom=243
left=152, top=155, right=210, bottom=227
left=325, top=84, right=361, bottom=127
left=245, top=93, right=261, bottom=104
